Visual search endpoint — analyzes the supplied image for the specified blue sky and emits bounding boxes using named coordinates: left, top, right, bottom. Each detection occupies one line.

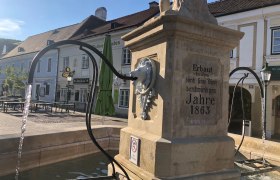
left=0, top=0, right=218, bottom=41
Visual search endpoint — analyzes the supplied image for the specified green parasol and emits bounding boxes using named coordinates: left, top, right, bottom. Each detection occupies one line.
left=94, top=35, right=115, bottom=116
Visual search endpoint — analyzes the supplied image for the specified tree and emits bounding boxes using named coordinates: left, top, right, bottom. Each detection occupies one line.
left=2, top=66, right=27, bottom=96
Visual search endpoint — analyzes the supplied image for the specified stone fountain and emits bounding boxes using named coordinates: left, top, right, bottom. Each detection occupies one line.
left=109, top=0, right=244, bottom=179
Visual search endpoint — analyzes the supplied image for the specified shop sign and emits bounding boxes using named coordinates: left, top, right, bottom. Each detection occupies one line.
left=73, top=78, right=89, bottom=84
left=269, top=66, right=280, bottom=81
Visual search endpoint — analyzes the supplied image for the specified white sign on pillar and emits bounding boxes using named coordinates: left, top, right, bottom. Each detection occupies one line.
left=129, top=136, right=140, bottom=165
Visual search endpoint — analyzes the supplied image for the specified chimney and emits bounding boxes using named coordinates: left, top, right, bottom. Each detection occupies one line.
left=95, top=7, right=107, bottom=21
left=149, top=1, right=158, bottom=8
left=2, top=45, right=7, bottom=55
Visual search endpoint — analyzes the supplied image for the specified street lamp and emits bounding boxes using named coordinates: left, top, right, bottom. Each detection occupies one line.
left=261, top=62, right=271, bottom=139
left=66, top=76, right=72, bottom=104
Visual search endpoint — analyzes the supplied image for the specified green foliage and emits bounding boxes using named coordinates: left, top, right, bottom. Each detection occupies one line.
left=2, top=66, right=27, bottom=96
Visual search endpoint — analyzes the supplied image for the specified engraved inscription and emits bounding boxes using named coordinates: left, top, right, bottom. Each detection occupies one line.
left=182, top=55, right=222, bottom=125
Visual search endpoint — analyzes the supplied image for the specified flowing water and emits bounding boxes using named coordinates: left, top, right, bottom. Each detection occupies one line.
left=15, top=85, right=32, bottom=180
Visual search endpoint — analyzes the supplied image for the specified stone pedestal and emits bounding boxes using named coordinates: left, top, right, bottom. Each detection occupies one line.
left=109, top=8, right=243, bottom=180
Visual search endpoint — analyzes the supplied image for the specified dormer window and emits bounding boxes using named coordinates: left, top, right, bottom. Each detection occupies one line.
left=47, top=40, right=54, bottom=46
left=52, top=29, right=59, bottom=34
left=111, top=22, right=121, bottom=29
left=83, top=28, right=89, bottom=35
left=18, top=47, right=24, bottom=52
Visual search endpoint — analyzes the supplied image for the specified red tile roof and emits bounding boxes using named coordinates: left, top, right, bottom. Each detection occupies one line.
left=209, top=0, right=280, bottom=17
left=71, top=6, right=159, bottom=40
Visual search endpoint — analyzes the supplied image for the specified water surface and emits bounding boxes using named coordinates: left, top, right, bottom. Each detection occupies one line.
left=3, top=151, right=117, bottom=180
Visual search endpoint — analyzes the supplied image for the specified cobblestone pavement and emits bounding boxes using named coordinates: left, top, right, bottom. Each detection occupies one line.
left=0, top=109, right=127, bottom=137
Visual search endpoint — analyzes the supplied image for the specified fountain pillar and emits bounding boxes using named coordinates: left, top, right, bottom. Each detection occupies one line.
left=110, top=1, right=244, bottom=179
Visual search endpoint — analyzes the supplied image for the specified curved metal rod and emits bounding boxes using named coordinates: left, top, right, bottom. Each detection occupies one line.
left=80, top=46, right=130, bottom=179
left=229, top=67, right=265, bottom=155
left=233, top=74, right=248, bottom=156
left=28, top=40, right=137, bottom=84
left=27, top=40, right=132, bottom=179
left=229, top=67, right=264, bottom=98
left=79, top=46, right=116, bottom=173
left=228, top=74, right=248, bottom=128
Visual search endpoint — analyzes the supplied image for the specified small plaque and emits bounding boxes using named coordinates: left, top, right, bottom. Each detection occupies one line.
left=129, top=136, right=140, bottom=165
left=181, top=54, right=222, bottom=125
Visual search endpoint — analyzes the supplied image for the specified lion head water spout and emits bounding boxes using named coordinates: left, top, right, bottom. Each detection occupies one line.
left=15, top=84, right=32, bottom=180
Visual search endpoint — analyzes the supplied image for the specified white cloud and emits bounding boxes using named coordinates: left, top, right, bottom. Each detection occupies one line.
left=0, top=19, right=24, bottom=38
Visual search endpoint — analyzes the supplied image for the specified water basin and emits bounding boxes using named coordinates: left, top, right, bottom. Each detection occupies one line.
left=241, top=173, right=280, bottom=180
left=1, top=151, right=117, bottom=180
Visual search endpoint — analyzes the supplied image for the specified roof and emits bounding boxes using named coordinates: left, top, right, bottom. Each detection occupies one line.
left=1, top=6, right=159, bottom=59
left=0, top=38, right=21, bottom=58
left=5, top=0, right=280, bottom=59
left=71, top=6, right=159, bottom=40
left=2, top=23, right=82, bottom=59
left=208, top=0, right=280, bottom=17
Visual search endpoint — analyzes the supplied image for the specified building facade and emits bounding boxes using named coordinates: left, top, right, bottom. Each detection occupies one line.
left=209, top=0, right=280, bottom=138
left=0, top=23, right=82, bottom=102
left=3, top=0, right=280, bottom=132
left=0, top=2, right=159, bottom=117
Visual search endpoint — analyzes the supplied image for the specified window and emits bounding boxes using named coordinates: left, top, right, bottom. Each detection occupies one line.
left=47, top=58, right=52, bottom=72
left=37, top=61, right=40, bottom=72
left=81, top=55, right=89, bottom=69
left=45, top=84, right=50, bottom=95
left=122, top=48, right=131, bottom=65
left=230, top=50, right=233, bottom=58
left=61, top=88, right=68, bottom=101
left=119, top=89, right=129, bottom=108
left=272, top=28, right=280, bottom=54
left=18, top=47, right=24, bottom=52
left=63, top=57, right=69, bottom=69
left=73, top=58, right=77, bottom=67
left=75, top=90, right=79, bottom=101
left=47, top=40, right=54, bottom=46
left=80, top=88, right=88, bottom=102
left=35, top=84, right=40, bottom=100
left=56, top=90, right=60, bottom=101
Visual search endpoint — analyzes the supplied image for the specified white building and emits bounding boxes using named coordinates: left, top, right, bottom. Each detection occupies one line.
left=209, top=0, right=280, bottom=138
left=0, top=2, right=159, bottom=117
left=5, top=0, right=279, bottom=129
left=0, top=23, right=83, bottom=102
left=58, top=3, right=159, bottom=115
